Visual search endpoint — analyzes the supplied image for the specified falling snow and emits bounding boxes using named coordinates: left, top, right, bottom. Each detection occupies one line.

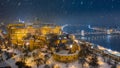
left=18, top=2, right=21, bottom=6
left=81, top=1, right=83, bottom=5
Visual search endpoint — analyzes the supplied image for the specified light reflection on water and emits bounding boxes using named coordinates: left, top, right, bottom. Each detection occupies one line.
left=78, top=34, right=120, bottom=51
left=106, top=35, right=111, bottom=49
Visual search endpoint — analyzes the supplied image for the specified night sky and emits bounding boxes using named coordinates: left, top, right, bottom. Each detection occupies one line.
left=0, top=0, right=120, bottom=26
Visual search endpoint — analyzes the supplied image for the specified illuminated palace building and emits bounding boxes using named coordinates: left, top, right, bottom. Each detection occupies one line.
left=7, top=22, right=80, bottom=63
left=8, top=23, right=61, bottom=50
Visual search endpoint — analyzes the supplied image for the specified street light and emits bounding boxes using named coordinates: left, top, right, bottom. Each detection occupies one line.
left=70, top=44, right=72, bottom=48
left=26, top=42, right=29, bottom=46
left=70, top=65, right=76, bottom=68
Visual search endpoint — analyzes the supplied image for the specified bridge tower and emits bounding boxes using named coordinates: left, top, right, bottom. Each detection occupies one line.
left=81, top=30, right=85, bottom=36
left=88, top=25, right=91, bottom=29
left=107, top=29, right=111, bottom=34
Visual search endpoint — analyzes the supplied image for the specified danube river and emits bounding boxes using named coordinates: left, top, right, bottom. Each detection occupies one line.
left=63, top=24, right=120, bottom=52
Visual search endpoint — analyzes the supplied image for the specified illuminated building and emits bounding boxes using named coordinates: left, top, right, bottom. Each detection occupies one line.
left=6, top=22, right=80, bottom=62
left=7, top=23, right=62, bottom=50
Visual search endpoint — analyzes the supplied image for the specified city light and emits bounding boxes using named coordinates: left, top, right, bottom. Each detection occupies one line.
left=70, top=44, right=73, bottom=48
left=0, top=0, right=120, bottom=68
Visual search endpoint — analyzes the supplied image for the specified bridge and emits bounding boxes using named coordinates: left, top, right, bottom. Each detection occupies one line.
left=74, top=31, right=120, bottom=36
left=61, top=24, right=120, bottom=36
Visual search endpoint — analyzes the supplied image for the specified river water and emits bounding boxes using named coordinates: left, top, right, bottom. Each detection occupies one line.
left=63, top=25, right=120, bottom=52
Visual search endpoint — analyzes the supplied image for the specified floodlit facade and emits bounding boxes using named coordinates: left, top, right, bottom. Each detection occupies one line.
left=7, top=23, right=62, bottom=50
